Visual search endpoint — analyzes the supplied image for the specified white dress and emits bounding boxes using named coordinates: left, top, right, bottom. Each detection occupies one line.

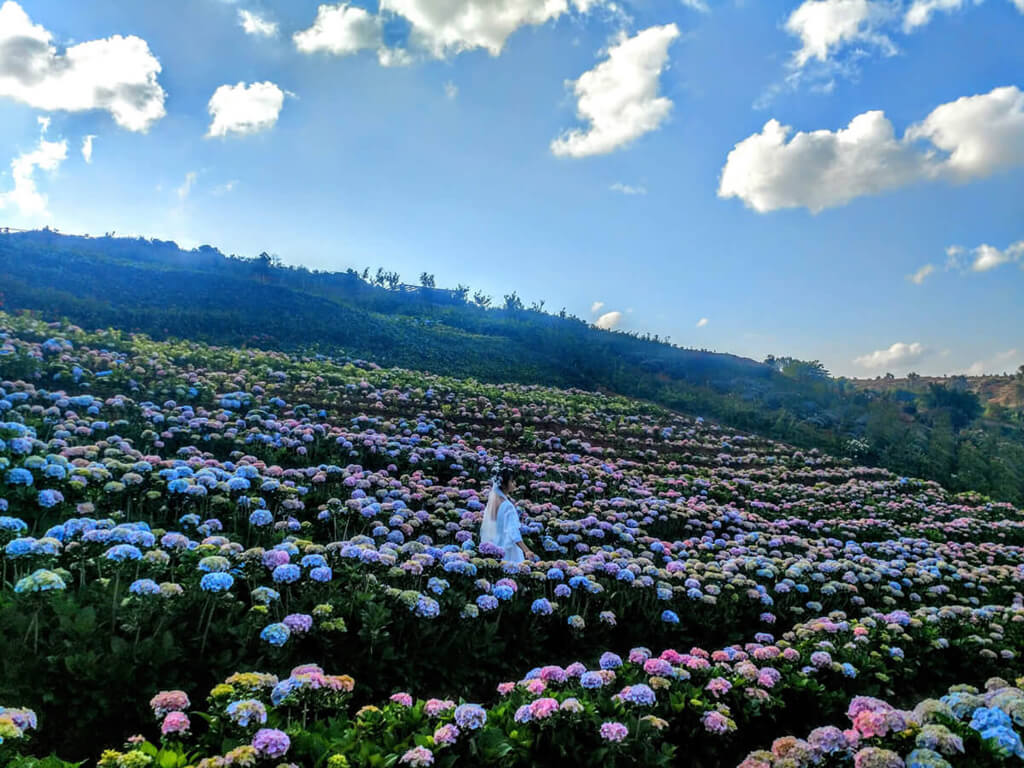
left=484, top=497, right=525, bottom=563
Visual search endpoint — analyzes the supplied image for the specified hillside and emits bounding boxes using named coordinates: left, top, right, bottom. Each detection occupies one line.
left=1, top=228, right=1022, bottom=503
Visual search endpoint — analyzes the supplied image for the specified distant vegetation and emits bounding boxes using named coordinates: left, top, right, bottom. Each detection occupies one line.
left=1, top=228, right=1022, bottom=503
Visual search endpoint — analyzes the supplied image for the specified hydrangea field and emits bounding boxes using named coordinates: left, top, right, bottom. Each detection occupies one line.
left=2, top=311, right=1024, bottom=768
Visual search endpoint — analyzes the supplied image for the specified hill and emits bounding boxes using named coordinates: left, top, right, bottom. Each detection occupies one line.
left=1, top=228, right=1022, bottom=503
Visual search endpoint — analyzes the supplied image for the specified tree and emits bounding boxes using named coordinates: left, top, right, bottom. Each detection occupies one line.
left=472, top=291, right=492, bottom=308
left=419, top=272, right=436, bottom=288
left=504, top=292, right=524, bottom=311
left=923, top=383, right=983, bottom=431
left=1017, top=364, right=1024, bottom=380
left=454, top=284, right=469, bottom=303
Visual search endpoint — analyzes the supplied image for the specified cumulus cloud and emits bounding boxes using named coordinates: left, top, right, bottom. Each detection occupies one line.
left=444, top=81, right=458, bottom=101
left=0, top=117, right=67, bottom=216
left=681, top=0, right=710, bottom=11
left=609, top=182, right=647, bottom=195
left=904, top=86, right=1024, bottom=181
left=720, top=86, right=1024, bottom=212
left=591, top=301, right=605, bottom=313
left=239, top=9, right=279, bottom=37
left=293, top=3, right=384, bottom=57
left=907, top=263, right=935, bottom=284
left=963, top=348, right=1021, bottom=375
left=854, top=341, right=927, bottom=369
left=785, top=0, right=897, bottom=69
left=968, top=240, right=1024, bottom=271
left=595, top=310, right=623, bottom=329
left=81, top=135, right=95, bottom=164
left=206, top=81, right=286, bottom=138
left=551, top=24, right=679, bottom=158
left=696, top=317, right=708, bottom=327
left=0, top=1, right=166, bottom=132
left=379, top=0, right=599, bottom=58
left=903, top=0, right=1024, bottom=31
left=904, top=0, right=973, bottom=30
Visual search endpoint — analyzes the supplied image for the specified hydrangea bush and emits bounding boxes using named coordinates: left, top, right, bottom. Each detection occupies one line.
left=2, top=313, right=1024, bottom=766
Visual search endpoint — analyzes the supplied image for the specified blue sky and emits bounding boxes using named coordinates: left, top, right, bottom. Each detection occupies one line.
left=0, top=0, right=1022, bottom=378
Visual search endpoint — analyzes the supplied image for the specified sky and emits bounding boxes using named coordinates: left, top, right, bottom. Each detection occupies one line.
left=0, top=0, right=1022, bottom=378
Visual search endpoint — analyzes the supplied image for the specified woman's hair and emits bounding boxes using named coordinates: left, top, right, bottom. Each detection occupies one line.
left=496, top=467, right=515, bottom=492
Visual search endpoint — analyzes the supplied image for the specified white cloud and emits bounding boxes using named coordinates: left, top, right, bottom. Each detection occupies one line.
left=212, top=179, right=238, bottom=195
left=903, top=0, right=1024, bottom=31
left=609, top=182, right=647, bottom=195
left=239, top=9, right=279, bottom=38
left=854, top=341, right=927, bottom=369
left=907, top=263, right=935, bottom=284
left=681, top=0, right=710, bottom=11
left=905, top=86, right=1024, bottom=181
left=81, top=135, right=95, bottom=163
left=206, top=81, right=286, bottom=138
left=720, top=86, right=1024, bottom=212
left=293, top=3, right=384, bottom=57
left=595, top=310, right=623, bottom=329
left=963, top=349, right=1021, bottom=376
left=176, top=171, right=197, bottom=202
left=551, top=24, right=679, bottom=158
left=903, top=0, right=973, bottom=31
left=591, top=301, right=604, bottom=313
left=696, top=317, right=708, bottom=327
left=378, top=0, right=599, bottom=58
left=719, top=111, right=926, bottom=212
left=0, top=1, right=166, bottom=132
left=444, top=81, right=458, bottom=101
left=969, top=241, right=1024, bottom=271
left=0, top=117, right=68, bottom=216
left=785, top=0, right=897, bottom=69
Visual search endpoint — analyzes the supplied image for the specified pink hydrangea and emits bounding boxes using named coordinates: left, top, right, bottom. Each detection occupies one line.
left=706, top=677, right=733, bottom=698
left=701, top=710, right=734, bottom=735
left=390, top=692, right=414, bottom=708
left=400, top=746, right=434, bottom=767
left=424, top=699, right=455, bottom=717
left=599, top=721, right=628, bottom=743
left=528, top=698, right=560, bottom=719
left=497, top=682, right=515, bottom=696
left=433, top=724, right=459, bottom=746
left=150, top=691, right=190, bottom=718
left=526, top=679, right=547, bottom=695
left=161, top=711, right=190, bottom=736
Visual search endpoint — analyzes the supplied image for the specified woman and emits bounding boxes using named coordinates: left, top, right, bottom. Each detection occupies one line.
left=480, top=467, right=535, bottom=563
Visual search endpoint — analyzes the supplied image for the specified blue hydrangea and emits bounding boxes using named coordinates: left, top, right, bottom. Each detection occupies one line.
left=580, top=672, right=604, bottom=689
left=492, top=584, right=514, bottom=601
left=104, top=544, right=142, bottom=562
left=200, top=572, right=235, bottom=593
left=530, top=598, right=553, bottom=615
left=272, top=564, right=301, bottom=584
left=661, top=610, right=680, bottom=624
left=249, top=509, right=273, bottom=527
left=260, top=622, right=291, bottom=647
left=0, top=515, right=27, bottom=533
left=309, top=566, right=333, bottom=583
left=476, top=594, right=499, bottom=612
left=129, top=578, right=161, bottom=596
left=252, top=587, right=280, bottom=605
left=599, top=653, right=623, bottom=669
left=301, top=554, right=327, bottom=569
left=5, top=538, right=36, bottom=558
left=415, top=595, right=440, bottom=618
left=427, top=577, right=449, bottom=595
left=4, top=468, right=33, bottom=486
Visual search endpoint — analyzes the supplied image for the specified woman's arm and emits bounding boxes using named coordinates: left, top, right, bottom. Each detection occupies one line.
left=503, top=501, right=535, bottom=560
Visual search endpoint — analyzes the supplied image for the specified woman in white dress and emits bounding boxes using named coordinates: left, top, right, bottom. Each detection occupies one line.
left=479, top=468, right=535, bottom=563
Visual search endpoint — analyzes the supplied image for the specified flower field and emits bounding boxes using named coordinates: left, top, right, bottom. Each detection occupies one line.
left=2, top=311, right=1024, bottom=768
